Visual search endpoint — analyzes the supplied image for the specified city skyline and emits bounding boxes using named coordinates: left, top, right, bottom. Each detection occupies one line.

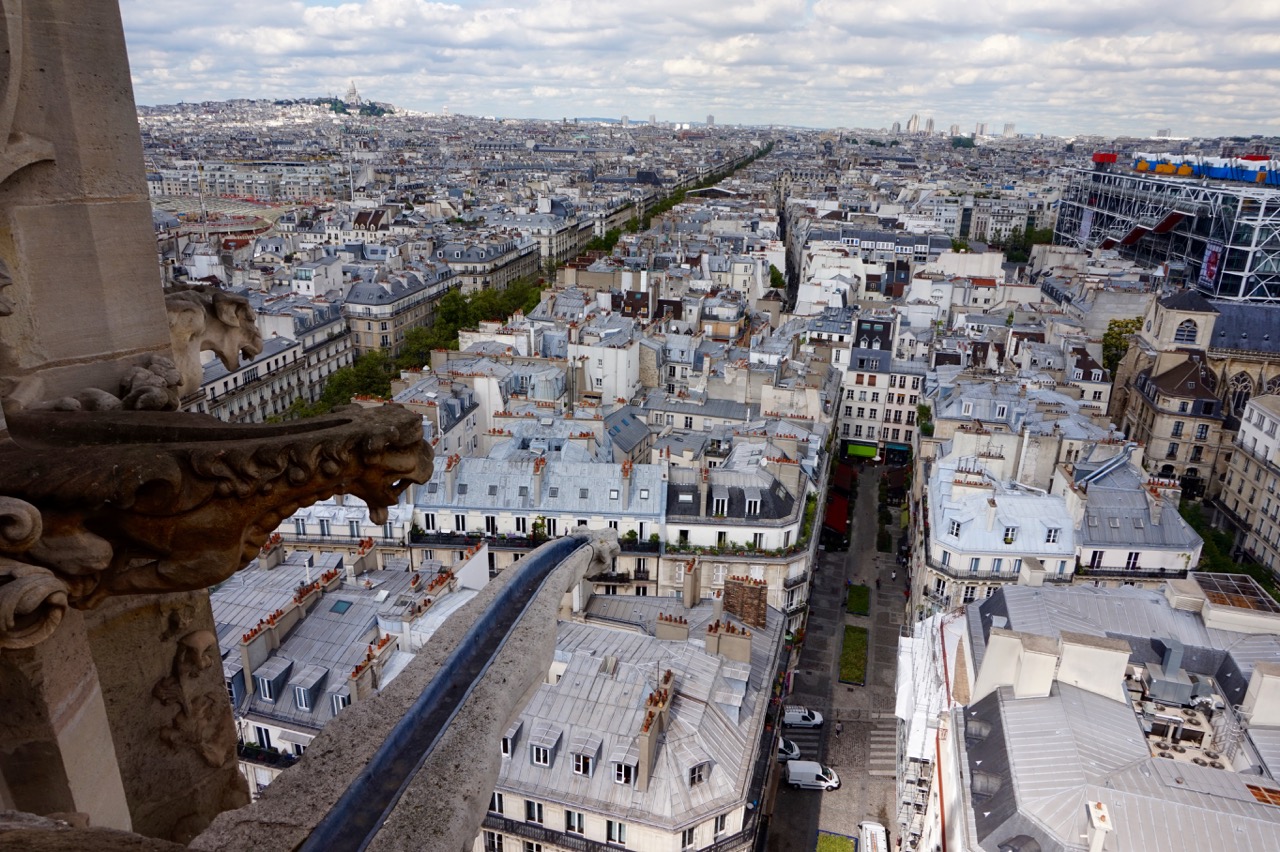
left=120, top=0, right=1280, bottom=138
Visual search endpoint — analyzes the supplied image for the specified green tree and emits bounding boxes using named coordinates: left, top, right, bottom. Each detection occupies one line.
left=950, top=237, right=970, bottom=252
left=769, top=264, right=786, bottom=290
left=1102, top=317, right=1143, bottom=374
left=950, top=136, right=975, bottom=149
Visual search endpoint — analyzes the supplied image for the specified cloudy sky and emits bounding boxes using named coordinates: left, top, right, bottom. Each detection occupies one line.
left=120, top=0, right=1280, bottom=137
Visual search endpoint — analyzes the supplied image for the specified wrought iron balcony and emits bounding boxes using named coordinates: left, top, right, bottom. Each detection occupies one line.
left=1076, top=565, right=1188, bottom=580
left=237, top=742, right=299, bottom=769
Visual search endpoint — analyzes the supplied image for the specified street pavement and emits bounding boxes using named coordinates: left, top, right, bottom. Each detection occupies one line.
left=766, top=467, right=904, bottom=852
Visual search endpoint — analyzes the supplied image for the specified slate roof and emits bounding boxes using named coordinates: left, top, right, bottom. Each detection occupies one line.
left=1210, top=301, right=1280, bottom=354
left=1160, top=289, right=1219, bottom=313
left=494, top=595, right=784, bottom=831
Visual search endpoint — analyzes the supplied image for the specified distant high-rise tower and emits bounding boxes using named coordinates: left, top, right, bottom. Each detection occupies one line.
left=706, top=114, right=714, bottom=127
left=949, top=124, right=960, bottom=137
left=924, top=117, right=934, bottom=135
left=649, top=114, right=657, bottom=125
left=1003, top=122, right=1016, bottom=138
left=1157, top=128, right=1172, bottom=137
left=976, top=122, right=988, bottom=136
left=906, top=114, right=920, bottom=134
left=621, top=115, right=629, bottom=127
left=892, top=121, right=902, bottom=134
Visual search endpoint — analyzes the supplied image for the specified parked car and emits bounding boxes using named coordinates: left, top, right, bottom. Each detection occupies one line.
left=777, top=737, right=801, bottom=762
left=783, top=705, right=824, bottom=727
left=785, top=760, right=840, bottom=791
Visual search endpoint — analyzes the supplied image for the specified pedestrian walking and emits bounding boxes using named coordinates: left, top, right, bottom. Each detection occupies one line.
left=891, top=569, right=897, bottom=581
left=875, top=577, right=881, bottom=591
left=835, top=721, right=843, bottom=738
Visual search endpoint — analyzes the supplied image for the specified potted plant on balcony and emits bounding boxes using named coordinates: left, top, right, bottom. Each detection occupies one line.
left=622, top=529, right=639, bottom=546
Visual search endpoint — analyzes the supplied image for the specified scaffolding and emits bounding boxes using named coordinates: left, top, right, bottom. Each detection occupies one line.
left=895, top=611, right=963, bottom=849
left=1055, top=166, right=1280, bottom=302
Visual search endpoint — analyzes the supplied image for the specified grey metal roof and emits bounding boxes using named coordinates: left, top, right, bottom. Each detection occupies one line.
left=493, top=594, right=784, bottom=831
left=1079, top=463, right=1201, bottom=551
left=966, top=682, right=1280, bottom=852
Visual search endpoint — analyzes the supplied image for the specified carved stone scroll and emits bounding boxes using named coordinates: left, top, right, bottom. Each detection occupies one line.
left=0, top=404, right=432, bottom=645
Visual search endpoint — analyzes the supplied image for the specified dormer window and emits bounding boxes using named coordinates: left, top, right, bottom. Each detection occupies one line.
left=614, top=763, right=636, bottom=785
left=256, top=676, right=275, bottom=701
left=948, top=520, right=961, bottom=537
left=294, top=686, right=310, bottom=712
left=331, top=692, right=351, bottom=716
left=689, top=763, right=707, bottom=786
left=529, top=723, right=559, bottom=767
left=746, top=499, right=760, bottom=515
left=1003, top=526, right=1017, bottom=544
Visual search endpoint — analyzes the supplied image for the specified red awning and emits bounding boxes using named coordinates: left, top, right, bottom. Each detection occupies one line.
left=824, top=494, right=850, bottom=536
left=832, top=464, right=855, bottom=494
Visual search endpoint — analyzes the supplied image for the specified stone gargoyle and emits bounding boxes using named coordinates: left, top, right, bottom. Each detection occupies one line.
left=0, top=404, right=432, bottom=648
left=165, top=284, right=265, bottom=399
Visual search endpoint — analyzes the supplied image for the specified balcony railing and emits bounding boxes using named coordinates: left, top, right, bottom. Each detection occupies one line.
left=1077, top=565, right=1188, bottom=580
left=409, top=531, right=660, bottom=555
left=237, top=742, right=299, bottom=769
left=783, top=572, right=808, bottom=589
left=280, top=533, right=405, bottom=547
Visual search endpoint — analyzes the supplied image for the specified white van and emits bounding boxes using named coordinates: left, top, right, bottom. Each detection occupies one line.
left=859, top=821, right=888, bottom=852
left=785, top=760, right=840, bottom=791
left=777, top=737, right=801, bottom=762
left=782, top=705, right=824, bottom=727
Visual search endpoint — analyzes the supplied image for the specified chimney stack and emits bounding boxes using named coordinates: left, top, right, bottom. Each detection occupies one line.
left=1241, top=661, right=1280, bottom=726
left=698, top=466, right=709, bottom=517
left=637, top=669, right=675, bottom=792
left=444, top=453, right=461, bottom=500
left=681, top=560, right=700, bottom=609
left=1086, top=801, right=1113, bottom=852
left=621, top=459, right=632, bottom=511
left=532, top=455, right=545, bottom=504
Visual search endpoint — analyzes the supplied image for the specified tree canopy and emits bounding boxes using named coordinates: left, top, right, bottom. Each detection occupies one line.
left=283, top=278, right=546, bottom=418
left=769, top=264, right=786, bottom=291
left=1102, top=317, right=1143, bottom=374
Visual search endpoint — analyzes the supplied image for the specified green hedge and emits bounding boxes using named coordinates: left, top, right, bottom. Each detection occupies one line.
left=817, top=832, right=857, bottom=852
left=846, top=584, right=870, bottom=615
left=840, top=625, right=868, bottom=684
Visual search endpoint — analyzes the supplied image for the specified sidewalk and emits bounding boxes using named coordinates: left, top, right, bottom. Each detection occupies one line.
left=817, top=468, right=902, bottom=843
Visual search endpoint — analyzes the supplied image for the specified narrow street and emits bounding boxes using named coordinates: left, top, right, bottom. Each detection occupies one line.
left=767, top=467, right=903, bottom=851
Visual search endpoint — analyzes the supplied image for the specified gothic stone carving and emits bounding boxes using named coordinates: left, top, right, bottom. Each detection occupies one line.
left=165, top=285, right=264, bottom=399
left=0, top=404, right=432, bottom=648
left=153, top=629, right=235, bottom=768
left=0, top=495, right=68, bottom=648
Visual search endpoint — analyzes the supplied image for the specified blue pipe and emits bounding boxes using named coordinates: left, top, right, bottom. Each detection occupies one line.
left=298, top=535, right=586, bottom=852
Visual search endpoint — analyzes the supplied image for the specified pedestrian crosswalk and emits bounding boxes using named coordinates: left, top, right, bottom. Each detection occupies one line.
left=867, top=716, right=898, bottom=778
left=780, top=725, right=825, bottom=763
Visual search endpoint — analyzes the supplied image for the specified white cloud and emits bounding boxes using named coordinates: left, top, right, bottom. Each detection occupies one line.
left=120, top=0, right=1280, bottom=135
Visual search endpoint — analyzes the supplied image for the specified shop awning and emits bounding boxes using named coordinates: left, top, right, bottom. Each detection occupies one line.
left=823, top=494, right=850, bottom=535
left=847, top=443, right=878, bottom=459
left=885, top=442, right=911, bottom=452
